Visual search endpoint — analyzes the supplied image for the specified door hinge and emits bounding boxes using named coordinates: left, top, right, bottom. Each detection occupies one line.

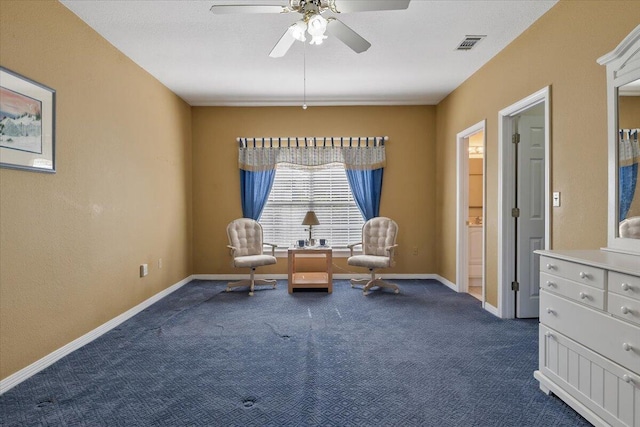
left=512, top=133, right=520, bottom=144
left=511, top=207, right=520, bottom=218
left=511, top=281, right=520, bottom=291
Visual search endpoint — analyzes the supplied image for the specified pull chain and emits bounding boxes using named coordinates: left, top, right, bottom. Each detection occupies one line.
left=302, top=41, right=307, bottom=110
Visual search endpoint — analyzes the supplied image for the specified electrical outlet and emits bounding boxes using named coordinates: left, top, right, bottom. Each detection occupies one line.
left=158, top=258, right=163, bottom=269
left=140, top=264, right=148, bottom=277
left=412, top=246, right=419, bottom=256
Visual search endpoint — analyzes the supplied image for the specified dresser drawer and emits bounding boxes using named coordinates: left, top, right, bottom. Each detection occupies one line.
left=541, top=272, right=605, bottom=310
left=540, top=290, right=640, bottom=374
left=608, top=292, right=640, bottom=327
left=540, top=256, right=605, bottom=289
left=609, top=271, right=640, bottom=301
left=538, top=325, right=640, bottom=427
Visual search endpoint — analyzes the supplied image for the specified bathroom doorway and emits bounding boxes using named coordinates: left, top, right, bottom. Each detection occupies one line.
left=456, top=121, right=486, bottom=305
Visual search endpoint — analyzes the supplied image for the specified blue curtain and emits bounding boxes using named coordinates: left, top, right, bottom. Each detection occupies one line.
left=240, top=169, right=276, bottom=220
left=620, top=163, right=638, bottom=222
left=619, top=129, right=639, bottom=222
left=345, top=168, right=384, bottom=220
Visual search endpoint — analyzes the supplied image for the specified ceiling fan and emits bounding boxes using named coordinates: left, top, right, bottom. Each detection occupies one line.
left=210, top=0, right=411, bottom=58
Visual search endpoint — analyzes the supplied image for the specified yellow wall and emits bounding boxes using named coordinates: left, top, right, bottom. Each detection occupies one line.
left=3, top=0, right=640, bottom=383
left=468, top=157, right=483, bottom=218
left=619, top=95, right=640, bottom=128
left=0, top=1, right=193, bottom=379
left=191, top=106, right=436, bottom=276
left=435, top=0, right=640, bottom=306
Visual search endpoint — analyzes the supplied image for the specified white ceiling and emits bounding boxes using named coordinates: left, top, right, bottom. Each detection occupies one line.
left=60, top=0, right=558, bottom=107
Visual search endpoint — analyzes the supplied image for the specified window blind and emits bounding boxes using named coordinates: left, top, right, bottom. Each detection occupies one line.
left=260, top=164, right=364, bottom=248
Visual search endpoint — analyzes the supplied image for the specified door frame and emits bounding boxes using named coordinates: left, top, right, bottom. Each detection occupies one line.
left=456, top=120, right=486, bottom=302
left=497, top=86, right=551, bottom=319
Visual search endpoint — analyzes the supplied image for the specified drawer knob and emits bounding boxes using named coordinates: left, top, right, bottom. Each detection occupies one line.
left=544, top=331, right=553, bottom=338
left=623, top=374, right=634, bottom=384
left=621, top=283, right=630, bottom=291
left=621, top=306, right=630, bottom=315
left=579, top=271, right=590, bottom=279
left=623, top=342, right=633, bottom=352
left=546, top=308, right=555, bottom=315
left=546, top=280, right=555, bottom=288
left=546, top=263, right=556, bottom=270
left=579, top=292, right=588, bottom=300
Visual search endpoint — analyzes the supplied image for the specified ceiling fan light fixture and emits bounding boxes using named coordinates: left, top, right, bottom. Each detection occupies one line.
left=307, top=13, right=328, bottom=45
left=289, top=20, right=308, bottom=42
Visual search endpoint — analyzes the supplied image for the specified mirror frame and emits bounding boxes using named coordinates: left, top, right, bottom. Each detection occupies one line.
left=598, top=24, right=640, bottom=255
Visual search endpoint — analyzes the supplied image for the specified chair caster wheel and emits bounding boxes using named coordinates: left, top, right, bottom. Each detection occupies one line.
left=394, top=289, right=399, bottom=294
left=249, top=292, right=254, bottom=296
left=225, top=288, right=231, bottom=293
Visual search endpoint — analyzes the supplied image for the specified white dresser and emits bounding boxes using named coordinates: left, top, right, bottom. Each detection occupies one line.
left=534, top=249, right=640, bottom=427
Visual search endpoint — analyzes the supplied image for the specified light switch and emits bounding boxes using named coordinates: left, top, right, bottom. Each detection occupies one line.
left=552, top=192, right=561, bottom=207
left=140, top=264, right=148, bottom=277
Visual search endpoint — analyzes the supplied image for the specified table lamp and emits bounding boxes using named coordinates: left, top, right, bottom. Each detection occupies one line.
left=302, top=210, right=319, bottom=246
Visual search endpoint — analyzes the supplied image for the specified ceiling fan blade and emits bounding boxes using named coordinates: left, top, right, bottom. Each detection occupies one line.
left=269, top=28, right=297, bottom=58
left=331, top=0, right=410, bottom=13
left=210, top=4, right=289, bottom=14
left=326, top=18, right=371, bottom=54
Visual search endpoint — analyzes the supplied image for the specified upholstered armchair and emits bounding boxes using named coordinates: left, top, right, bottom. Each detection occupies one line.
left=620, top=216, right=640, bottom=239
left=347, top=216, right=399, bottom=295
left=226, top=218, right=277, bottom=296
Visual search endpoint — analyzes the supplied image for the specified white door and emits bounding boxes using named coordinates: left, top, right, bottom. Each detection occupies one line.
left=516, top=109, right=545, bottom=318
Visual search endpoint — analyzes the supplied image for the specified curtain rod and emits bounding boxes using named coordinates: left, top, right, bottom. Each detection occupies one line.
left=236, top=136, right=388, bottom=144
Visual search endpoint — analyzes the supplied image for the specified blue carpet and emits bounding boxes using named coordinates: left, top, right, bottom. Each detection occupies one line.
left=1, top=279, right=590, bottom=426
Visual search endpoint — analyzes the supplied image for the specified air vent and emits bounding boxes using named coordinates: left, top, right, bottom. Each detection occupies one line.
left=456, top=35, right=486, bottom=51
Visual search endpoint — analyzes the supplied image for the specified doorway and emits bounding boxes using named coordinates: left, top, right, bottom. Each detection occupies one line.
left=456, top=121, right=486, bottom=305
left=498, top=87, right=551, bottom=319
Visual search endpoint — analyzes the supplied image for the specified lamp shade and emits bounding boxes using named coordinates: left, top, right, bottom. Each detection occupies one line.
left=307, top=14, right=328, bottom=45
left=302, top=211, right=320, bottom=226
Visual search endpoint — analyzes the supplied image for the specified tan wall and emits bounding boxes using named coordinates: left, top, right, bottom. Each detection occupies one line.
left=468, top=157, right=483, bottom=218
left=619, top=95, right=640, bottom=128
left=435, top=0, right=640, bottom=306
left=191, top=106, right=436, bottom=276
left=0, top=1, right=193, bottom=379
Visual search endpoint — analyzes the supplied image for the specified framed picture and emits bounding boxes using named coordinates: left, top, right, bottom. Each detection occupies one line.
left=0, top=67, right=56, bottom=173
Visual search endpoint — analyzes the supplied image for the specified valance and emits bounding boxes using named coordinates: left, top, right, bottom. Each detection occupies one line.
left=619, top=129, right=639, bottom=167
left=237, top=137, right=387, bottom=171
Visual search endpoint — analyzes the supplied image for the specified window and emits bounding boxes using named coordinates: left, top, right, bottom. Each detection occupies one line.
left=260, top=163, right=364, bottom=248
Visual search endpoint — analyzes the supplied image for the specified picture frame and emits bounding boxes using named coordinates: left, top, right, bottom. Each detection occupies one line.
left=0, top=67, right=56, bottom=173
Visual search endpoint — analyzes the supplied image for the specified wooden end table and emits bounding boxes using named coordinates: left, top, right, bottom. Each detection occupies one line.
left=287, top=247, right=333, bottom=293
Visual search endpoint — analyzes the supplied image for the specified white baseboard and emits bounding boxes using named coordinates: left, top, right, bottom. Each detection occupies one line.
left=434, top=275, right=458, bottom=292
left=0, top=275, right=193, bottom=395
left=483, top=301, right=499, bottom=317
left=193, top=273, right=446, bottom=281
left=1, top=273, right=500, bottom=394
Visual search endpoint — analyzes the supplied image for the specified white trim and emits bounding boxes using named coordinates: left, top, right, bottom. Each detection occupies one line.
left=456, top=120, right=486, bottom=302
left=193, top=273, right=446, bottom=281
left=498, top=86, right=551, bottom=319
left=483, top=301, right=499, bottom=317
left=188, top=99, right=437, bottom=107
left=434, top=274, right=458, bottom=292
left=0, top=276, right=193, bottom=395
left=598, top=24, right=640, bottom=256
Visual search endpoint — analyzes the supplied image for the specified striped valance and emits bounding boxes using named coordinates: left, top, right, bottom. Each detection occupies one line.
left=237, top=137, right=387, bottom=171
left=619, top=129, right=639, bottom=167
